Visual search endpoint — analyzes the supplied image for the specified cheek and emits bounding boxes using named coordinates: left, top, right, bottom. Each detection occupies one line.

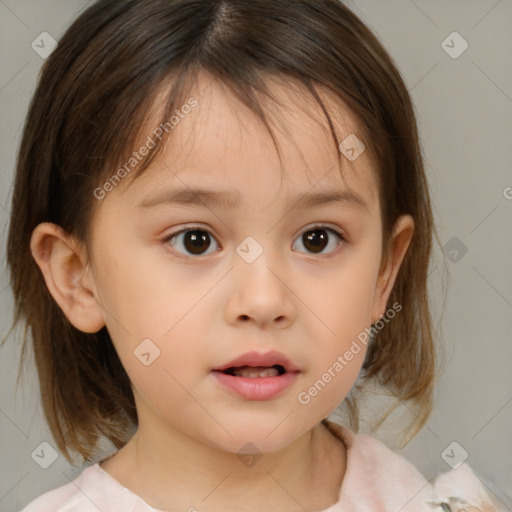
left=96, top=256, right=219, bottom=391
left=93, top=236, right=216, bottom=338
left=309, top=255, right=379, bottom=336
left=299, top=249, right=380, bottom=397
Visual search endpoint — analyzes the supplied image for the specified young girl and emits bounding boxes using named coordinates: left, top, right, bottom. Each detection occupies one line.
left=5, top=0, right=503, bottom=511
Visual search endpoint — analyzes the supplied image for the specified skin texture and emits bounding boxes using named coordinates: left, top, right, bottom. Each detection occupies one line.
left=30, top=74, right=414, bottom=512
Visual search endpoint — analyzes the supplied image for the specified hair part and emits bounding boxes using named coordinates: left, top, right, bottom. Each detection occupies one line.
left=5, top=0, right=441, bottom=462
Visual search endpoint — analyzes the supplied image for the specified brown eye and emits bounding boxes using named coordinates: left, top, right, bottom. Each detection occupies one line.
left=293, top=226, right=344, bottom=255
left=183, top=230, right=211, bottom=254
left=303, top=230, right=328, bottom=253
left=167, top=229, right=219, bottom=257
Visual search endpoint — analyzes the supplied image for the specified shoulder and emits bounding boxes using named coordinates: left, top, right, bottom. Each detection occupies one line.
left=19, top=463, right=132, bottom=512
left=322, top=419, right=503, bottom=512
left=432, top=464, right=505, bottom=512
left=20, top=470, right=84, bottom=512
left=21, top=484, right=75, bottom=512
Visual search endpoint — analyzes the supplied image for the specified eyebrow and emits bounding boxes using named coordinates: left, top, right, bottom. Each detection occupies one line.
left=138, top=186, right=370, bottom=214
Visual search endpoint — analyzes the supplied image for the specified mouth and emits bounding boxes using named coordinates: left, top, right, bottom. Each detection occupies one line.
left=218, top=364, right=287, bottom=378
left=211, top=350, right=300, bottom=377
left=211, top=351, right=301, bottom=400
left=212, top=350, right=302, bottom=401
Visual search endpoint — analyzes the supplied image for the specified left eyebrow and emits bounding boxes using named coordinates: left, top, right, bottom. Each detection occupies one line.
left=138, top=186, right=370, bottom=214
left=138, top=187, right=241, bottom=209
left=293, top=189, right=370, bottom=214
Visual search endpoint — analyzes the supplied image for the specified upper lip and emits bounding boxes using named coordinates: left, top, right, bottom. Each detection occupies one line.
left=212, top=350, right=301, bottom=373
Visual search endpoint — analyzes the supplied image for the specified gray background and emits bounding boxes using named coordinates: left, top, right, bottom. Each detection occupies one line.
left=1, top=0, right=511, bottom=510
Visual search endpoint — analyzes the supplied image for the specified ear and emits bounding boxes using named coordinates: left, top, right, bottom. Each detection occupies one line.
left=371, top=215, right=414, bottom=323
left=30, top=222, right=105, bottom=333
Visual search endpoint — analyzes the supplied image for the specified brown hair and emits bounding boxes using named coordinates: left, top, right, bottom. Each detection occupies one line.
left=5, top=0, right=442, bottom=463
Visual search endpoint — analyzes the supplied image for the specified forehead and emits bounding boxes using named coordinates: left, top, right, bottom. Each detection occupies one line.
left=112, top=72, right=379, bottom=211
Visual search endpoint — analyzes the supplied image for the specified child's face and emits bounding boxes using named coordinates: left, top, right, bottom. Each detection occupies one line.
left=51, top=75, right=412, bottom=453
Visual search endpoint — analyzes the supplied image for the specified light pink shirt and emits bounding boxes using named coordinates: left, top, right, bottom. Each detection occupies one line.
left=21, top=420, right=502, bottom=512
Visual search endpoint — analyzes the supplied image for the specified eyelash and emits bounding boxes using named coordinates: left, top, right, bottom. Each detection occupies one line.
left=163, top=223, right=346, bottom=260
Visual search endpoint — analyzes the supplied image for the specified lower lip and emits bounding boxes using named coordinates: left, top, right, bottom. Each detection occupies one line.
left=211, top=371, right=300, bottom=400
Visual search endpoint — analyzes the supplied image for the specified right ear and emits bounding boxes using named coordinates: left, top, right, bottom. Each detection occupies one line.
left=30, top=222, right=105, bottom=333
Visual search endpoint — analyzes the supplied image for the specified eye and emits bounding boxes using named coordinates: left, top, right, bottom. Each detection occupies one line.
left=292, top=225, right=345, bottom=255
left=164, top=224, right=345, bottom=259
left=165, top=227, right=220, bottom=257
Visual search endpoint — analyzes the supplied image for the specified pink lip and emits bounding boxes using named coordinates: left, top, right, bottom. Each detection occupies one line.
left=212, top=371, right=300, bottom=400
left=211, top=350, right=300, bottom=373
left=211, top=350, right=301, bottom=401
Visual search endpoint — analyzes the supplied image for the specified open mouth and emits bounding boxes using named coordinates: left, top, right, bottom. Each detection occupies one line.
left=211, top=355, right=299, bottom=399
left=219, top=364, right=287, bottom=378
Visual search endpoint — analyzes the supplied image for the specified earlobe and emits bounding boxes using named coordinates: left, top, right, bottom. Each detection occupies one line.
left=30, top=222, right=105, bottom=333
left=372, top=215, right=414, bottom=323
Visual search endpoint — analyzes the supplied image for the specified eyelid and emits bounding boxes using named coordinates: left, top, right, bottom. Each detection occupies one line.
left=163, top=224, right=222, bottom=260
left=163, top=222, right=347, bottom=259
left=163, top=223, right=346, bottom=243
left=293, top=223, right=346, bottom=256
left=298, top=222, right=346, bottom=239
left=164, top=223, right=217, bottom=239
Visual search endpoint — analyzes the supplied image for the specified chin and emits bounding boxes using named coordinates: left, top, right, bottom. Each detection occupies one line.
left=198, top=416, right=310, bottom=455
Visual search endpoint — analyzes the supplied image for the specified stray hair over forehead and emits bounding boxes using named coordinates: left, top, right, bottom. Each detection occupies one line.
left=6, top=0, right=440, bottom=463
left=94, top=66, right=372, bottom=222
left=111, top=69, right=372, bottom=216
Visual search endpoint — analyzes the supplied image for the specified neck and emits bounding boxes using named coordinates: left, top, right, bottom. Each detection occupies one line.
left=100, top=416, right=346, bottom=512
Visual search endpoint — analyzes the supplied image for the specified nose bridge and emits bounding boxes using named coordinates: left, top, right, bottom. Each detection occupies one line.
left=235, top=233, right=284, bottom=293
left=225, top=233, right=295, bottom=327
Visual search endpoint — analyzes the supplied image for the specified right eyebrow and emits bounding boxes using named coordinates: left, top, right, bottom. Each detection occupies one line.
left=138, top=186, right=370, bottom=214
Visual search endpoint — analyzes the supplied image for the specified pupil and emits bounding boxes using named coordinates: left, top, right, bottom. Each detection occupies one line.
left=184, top=230, right=210, bottom=254
left=303, top=230, right=327, bottom=253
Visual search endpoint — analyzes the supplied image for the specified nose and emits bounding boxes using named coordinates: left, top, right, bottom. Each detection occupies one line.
left=224, top=249, right=296, bottom=330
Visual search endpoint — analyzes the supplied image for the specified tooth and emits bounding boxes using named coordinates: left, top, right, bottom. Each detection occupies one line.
left=232, top=366, right=280, bottom=378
